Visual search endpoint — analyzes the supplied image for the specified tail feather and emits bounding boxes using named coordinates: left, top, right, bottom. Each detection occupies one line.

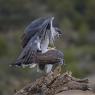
left=10, top=58, right=36, bottom=68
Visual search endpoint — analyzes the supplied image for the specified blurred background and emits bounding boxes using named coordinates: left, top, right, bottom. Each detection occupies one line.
left=0, top=0, right=95, bottom=95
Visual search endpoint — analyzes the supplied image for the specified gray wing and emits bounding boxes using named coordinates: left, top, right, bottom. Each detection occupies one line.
left=25, top=16, right=52, bottom=31
left=22, top=16, right=53, bottom=48
left=12, top=23, right=50, bottom=67
left=22, top=27, right=40, bottom=48
left=13, top=38, right=39, bottom=66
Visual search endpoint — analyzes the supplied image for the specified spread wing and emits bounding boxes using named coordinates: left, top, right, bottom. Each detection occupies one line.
left=12, top=22, right=50, bottom=67
left=12, top=40, right=38, bottom=67
left=21, top=16, right=52, bottom=48
left=22, top=27, right=40, bottom=48
left=25, top=16, right=51, bottom=31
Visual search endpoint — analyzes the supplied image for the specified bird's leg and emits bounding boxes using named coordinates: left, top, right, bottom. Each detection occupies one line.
left=45, top=64, right=53, bottom=73
left=37, top=65, right=43, bottom=73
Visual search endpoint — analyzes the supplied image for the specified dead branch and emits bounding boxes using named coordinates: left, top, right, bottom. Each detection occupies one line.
left=14, top=70, right=91, bottom=95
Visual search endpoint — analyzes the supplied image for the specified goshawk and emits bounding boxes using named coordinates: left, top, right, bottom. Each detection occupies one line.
left=11, top=16, right=63, bottom=73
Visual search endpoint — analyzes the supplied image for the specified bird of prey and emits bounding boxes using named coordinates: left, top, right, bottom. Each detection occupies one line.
left=11, top=16, right=63, bottom=73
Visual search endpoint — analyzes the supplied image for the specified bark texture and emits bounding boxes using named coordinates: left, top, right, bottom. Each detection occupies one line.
left=14, top=70, right=92, bottom=95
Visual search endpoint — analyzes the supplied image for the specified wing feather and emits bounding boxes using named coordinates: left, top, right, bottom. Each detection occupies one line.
left=21, top=17, right=52, bottom=48
left=25, top=16, right=51, bottom=31
left=22, top=28, right=40, bottom=48
left=14, top=48, right=36, bottom=66
left=12, top=17, right=54, bottom=67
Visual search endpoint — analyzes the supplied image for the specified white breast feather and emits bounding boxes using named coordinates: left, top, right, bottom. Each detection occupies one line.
left=45, top=64, right=53, bottom=73
left=41, top=35, right=49, bottom=53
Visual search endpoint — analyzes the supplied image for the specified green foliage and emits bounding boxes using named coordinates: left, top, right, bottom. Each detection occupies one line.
left=0, top=36, right=7, bottom=56
left=61, top=45, right=95, bottom=78
left=0, top=0, right=95, bottom=30
left=64, top=47, right=77, bottom=64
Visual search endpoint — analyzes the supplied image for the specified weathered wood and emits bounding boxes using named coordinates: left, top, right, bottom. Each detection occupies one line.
left=14, top=69, right=91, bottom=95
